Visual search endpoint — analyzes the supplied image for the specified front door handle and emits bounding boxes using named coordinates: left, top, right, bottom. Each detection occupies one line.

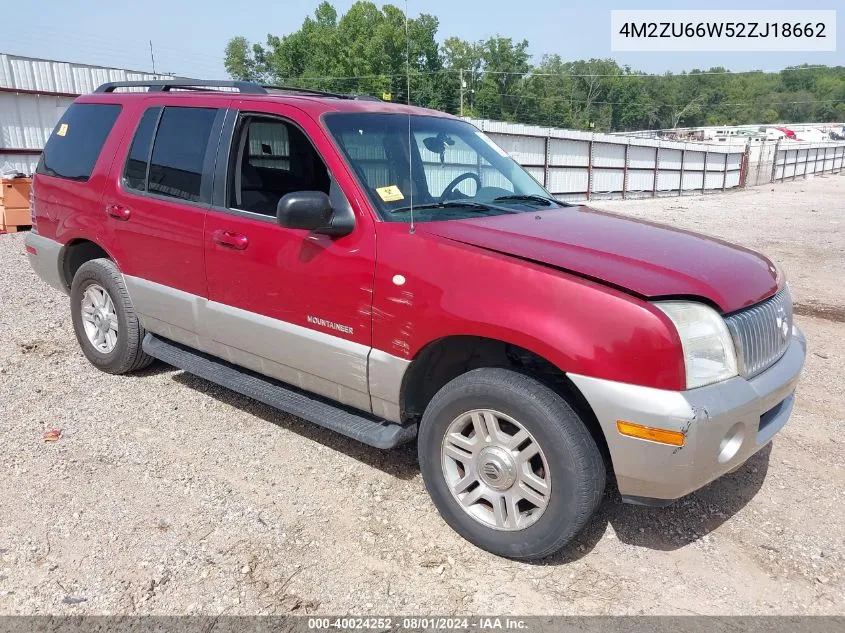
left=106, top=204, right=131, bottom=221
left=213, top=229, right=249, bottom=250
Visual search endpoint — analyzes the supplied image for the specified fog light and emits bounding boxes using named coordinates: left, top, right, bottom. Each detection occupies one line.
left=616, top=420, right=685, bottom=446
left=718, top=422, right=745, bottom=464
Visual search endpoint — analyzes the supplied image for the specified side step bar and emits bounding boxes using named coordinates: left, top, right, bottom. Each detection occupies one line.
left=142, top=334, right=417, bottom=449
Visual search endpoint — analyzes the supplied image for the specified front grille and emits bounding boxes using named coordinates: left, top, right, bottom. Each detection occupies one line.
left=725, top=287, right=793, bottom=379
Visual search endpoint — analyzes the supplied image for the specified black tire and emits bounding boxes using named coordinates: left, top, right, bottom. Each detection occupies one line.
left=70, top=258, right=154, bottom=374
left=418, top=368, right=605, bottom=560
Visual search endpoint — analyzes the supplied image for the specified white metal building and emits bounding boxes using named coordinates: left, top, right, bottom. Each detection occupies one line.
left=0, top=53, right=168, bottom=175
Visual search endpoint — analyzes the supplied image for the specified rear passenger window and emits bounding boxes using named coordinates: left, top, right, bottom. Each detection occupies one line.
left=123, top=107, right=162, bottom=192
left=36, top=103, right=121, bottom=181
left=147, top=107, right=217, bottom=202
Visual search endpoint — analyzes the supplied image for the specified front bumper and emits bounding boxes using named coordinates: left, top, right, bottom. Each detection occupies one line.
left=569, top=326, right=806, bottom=503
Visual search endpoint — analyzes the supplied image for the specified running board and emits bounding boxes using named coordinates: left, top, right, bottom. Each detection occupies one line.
left=142, top=334, right=416, bottom=449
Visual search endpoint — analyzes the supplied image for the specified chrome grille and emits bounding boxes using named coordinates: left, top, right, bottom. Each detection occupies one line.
left=725, top=287, right=793, bottom=379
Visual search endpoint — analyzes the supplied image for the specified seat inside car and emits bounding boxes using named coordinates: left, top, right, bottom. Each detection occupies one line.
left=235, top=121, right=331, bottom=216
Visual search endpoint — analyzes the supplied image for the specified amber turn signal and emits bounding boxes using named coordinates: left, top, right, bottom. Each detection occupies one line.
left=616, top=420, right=685, bottom=446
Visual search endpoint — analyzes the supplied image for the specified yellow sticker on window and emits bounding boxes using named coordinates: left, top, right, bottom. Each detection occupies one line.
left=57, top=123, right=68, bottom=137
left=376, top=185, right=404, bottom=202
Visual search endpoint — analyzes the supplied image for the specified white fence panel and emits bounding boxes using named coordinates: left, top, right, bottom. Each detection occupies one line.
left=548, top=167, right=588, bottom=194
left=592, top=169, right=624, bottom=195
left=592, top=143, right=625, bottom=168
left=548, top=139, right=589, bottom=166
left=627, top=170, right=655, bottom=194
left=628, top=145, right=656, bottom=169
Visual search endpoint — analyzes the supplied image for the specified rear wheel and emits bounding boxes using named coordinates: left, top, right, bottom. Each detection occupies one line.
left=70, top=258, right=153, bottom=374
left=418, top=368, right=605, bottom=559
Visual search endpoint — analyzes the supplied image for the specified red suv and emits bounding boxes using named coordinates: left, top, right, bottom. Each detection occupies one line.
left=26, top=80, right=805, bottom=559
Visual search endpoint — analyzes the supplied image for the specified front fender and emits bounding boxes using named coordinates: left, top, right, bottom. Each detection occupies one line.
left=372, top=224, right=685, bottom=391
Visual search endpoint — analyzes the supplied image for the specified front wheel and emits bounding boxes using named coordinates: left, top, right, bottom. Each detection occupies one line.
left=418, top=368, right=605, bottom=560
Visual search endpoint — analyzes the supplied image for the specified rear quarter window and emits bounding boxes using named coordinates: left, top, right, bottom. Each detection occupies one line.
left=36, top=103, right=122, bottom=181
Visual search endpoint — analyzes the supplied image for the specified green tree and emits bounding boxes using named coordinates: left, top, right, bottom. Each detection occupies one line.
left=222, top=4, right=845, bottom=132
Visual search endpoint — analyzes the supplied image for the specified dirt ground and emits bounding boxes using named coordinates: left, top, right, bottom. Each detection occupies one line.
left=1, top=174, right=843, bottom=616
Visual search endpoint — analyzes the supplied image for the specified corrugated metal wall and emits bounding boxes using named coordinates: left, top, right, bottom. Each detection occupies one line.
left=0, top=53, right=168, bottom=95
left=773, top=142, right=845, bottom=181
left=464, top=118, right=749, bottom=201
left=0, top=53, right=168, bottom=175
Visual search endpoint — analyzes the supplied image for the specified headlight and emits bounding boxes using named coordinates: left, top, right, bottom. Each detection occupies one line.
left=654, top=301, right=738, bottom=389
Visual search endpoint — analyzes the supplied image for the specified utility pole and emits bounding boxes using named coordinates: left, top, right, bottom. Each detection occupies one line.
left=149, top=40, right=157, bottom=76
left=459, top=68, right=464, bottom=117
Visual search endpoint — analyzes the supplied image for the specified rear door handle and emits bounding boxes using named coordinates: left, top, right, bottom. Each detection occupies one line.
left=212, top=229, right=249, bottom=250
left=106, top=204, right=131, bottom=221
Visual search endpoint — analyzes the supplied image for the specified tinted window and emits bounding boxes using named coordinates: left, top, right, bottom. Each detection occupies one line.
left=147, top=107, right=217, bottom=202
left=123, top=107, right=162, bottom=192
left=36, top=103, right=121, bottom=181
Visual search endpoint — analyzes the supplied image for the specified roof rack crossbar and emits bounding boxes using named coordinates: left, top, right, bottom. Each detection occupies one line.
left=261, top=84, right=351, bottom=99
left=261, top=85, right=382, bottom=101
left=94, top=79, right=267, bottom=94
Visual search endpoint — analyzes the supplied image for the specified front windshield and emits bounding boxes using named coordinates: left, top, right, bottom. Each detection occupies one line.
left=323, top=113, right=566, bottom=222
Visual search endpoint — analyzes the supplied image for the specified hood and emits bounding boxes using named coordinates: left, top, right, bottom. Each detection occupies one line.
left=418, top=206, right=780, bottom=313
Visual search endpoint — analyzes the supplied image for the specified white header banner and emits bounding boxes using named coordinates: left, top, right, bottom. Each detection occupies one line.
left=611, top=10, right=837, bottom=52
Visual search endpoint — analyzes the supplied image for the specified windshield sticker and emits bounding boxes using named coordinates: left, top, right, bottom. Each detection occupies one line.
left=475, top=131, right=508, bottom=157
left=57, top=123, right=69, bottom=137
left=376, top=185, right=404, bottom=202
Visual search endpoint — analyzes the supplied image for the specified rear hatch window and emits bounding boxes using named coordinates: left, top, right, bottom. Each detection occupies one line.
left=36, top=103, right=121, bottom=181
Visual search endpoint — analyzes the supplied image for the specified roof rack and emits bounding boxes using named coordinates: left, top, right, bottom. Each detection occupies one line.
left=263, top=86, right=382, bottom=101
left=262, top=84, right=348, bottom=98
left=94, top=79, right=267, bottom=94
left=93, top=79, right=382, bottom=102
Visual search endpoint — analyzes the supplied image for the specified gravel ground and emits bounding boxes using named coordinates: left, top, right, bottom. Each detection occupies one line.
left=1, top=175, right=843, bottom=616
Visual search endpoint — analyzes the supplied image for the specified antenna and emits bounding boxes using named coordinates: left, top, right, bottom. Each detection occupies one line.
left=149, top=40, right=157, bottom=76
left=405, top=0, right=415, bottom=234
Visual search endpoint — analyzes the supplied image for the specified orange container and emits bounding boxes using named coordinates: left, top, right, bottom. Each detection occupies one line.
left=0, top=178, right=32, bottom=209
left=2, top=206, right=31, bottom=227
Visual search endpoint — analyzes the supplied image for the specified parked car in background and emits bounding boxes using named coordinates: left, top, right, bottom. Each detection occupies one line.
left=25, top=80, right=806, bottom=559
left=794, top=128, right=827, bottom=142
left=775, top=126, right=797, bottom=140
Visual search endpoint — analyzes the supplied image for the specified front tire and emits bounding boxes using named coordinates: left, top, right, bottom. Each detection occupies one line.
left=70, top=258, right=153, bottom=374
left=418, top=368, right=605, bottom=560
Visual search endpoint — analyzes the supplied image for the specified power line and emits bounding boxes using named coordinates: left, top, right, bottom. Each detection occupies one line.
left=476, top=66, right=833, bottom=78
left=268, top=64, right=836, bottom=83
left=486, top=92, right=845, bottom=108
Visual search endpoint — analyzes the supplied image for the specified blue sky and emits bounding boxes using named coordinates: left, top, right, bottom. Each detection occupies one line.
left=0, top=0, right=841, bottom=78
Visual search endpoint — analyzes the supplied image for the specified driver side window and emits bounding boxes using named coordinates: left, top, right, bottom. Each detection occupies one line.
left=229, top=116, right=331, bottom=216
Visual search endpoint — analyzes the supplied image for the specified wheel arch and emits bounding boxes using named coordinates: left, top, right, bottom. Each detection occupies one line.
left=60, top=238, right=115, bottom=291
left=399, top=335, right=611, bottom=464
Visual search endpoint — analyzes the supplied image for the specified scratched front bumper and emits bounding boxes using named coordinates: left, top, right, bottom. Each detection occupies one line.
left=568, top=327, right=806, bottom=502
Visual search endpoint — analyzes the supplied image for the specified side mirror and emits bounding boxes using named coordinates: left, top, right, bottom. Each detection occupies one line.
left=277, top=191, right=333, bottom=231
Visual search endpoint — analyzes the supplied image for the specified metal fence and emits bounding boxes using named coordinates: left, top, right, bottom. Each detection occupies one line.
left=466, top=118, right=845, bottom=200
left=772, top=141, right=845, bottom=182
left=744, top=139, right=845, bottom=187
left=464, top=118, right=747, bottom=202
left=745, top=141, right=779, bottom=187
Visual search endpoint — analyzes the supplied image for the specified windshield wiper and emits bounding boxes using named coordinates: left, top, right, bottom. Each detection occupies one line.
left=388, top=200, right=519, bottom=215
left=493, top=194, right=571, bottom=207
